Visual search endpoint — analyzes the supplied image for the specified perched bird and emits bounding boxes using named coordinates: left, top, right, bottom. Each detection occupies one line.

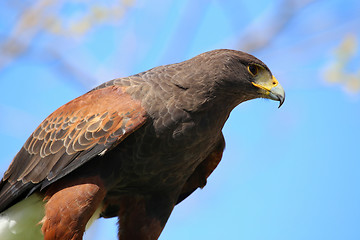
left=0, top=49, right=284, bottom=240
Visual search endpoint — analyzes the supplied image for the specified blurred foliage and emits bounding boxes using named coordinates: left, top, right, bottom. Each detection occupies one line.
left=0, top=0, right=135, bottom=71
left=2, top=0, right=359, bottom=93
left=324, top=34, right=360, bottom=93
left=45, top=0, right=134, bottom=36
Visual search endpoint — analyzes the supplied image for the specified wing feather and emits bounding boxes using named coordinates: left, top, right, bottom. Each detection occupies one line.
left=0, top=85, right=147, bottom=211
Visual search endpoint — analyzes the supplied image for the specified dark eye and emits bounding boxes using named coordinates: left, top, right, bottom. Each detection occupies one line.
left=247, top=64, right=259, bottom=76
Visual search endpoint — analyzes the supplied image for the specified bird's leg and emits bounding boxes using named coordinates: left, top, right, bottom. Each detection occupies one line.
left=41, top=176, right=106, bottom=240
left=116, top=193, right=176, bottom=240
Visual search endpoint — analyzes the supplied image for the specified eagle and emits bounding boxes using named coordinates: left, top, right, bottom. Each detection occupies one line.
left=0, top=49, right=285, bottom=240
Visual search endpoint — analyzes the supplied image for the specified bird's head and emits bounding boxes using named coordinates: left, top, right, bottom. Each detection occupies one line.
left=245, top=59, right=285, bottom=108
left=195, top=49, right=285, bottom=108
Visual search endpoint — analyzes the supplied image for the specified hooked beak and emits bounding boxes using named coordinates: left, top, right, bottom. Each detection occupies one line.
left=252, top=76, right=285, bottom=108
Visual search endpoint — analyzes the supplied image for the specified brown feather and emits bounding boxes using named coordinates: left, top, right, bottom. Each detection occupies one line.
left=0, top=85, right=146, bottom=211
left=41, top=176, right=106, bottom=240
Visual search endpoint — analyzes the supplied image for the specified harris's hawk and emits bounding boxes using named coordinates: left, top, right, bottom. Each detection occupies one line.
left=0, top=49, right=285, bottom=240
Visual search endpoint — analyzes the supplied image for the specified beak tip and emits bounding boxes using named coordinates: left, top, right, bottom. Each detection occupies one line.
left=278, top=102, right=283, bottom=108
left=268, top=90, right=285, bottom=108
left=278, top=97, right=285, bottom=108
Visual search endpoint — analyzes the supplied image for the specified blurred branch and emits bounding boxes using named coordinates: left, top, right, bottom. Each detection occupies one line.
left=0, top=0, right=57, bottom=70
left=47, top=49, right=99, bottom=89
left=0, top=0, right=135, bottom=88
left=238, top=0, right=317, bottom=52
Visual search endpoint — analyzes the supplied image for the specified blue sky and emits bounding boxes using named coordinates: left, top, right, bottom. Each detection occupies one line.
left=1, top=0, right=360, bottom=239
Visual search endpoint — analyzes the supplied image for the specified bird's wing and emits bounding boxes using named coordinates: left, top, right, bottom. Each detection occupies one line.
left=176, top=133, right=225, bottom=204
left=0, top=85, right=147, bottom=211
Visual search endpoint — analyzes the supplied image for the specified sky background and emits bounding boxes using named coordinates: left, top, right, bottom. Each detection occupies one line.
left=0, top=0, right=360, bottom=239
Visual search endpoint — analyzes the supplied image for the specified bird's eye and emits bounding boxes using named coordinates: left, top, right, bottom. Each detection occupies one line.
left=247, top=64, right=259, bottom=76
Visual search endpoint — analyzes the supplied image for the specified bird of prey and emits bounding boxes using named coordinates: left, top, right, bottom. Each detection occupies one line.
left=0, top=49, right=285, bottom=240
